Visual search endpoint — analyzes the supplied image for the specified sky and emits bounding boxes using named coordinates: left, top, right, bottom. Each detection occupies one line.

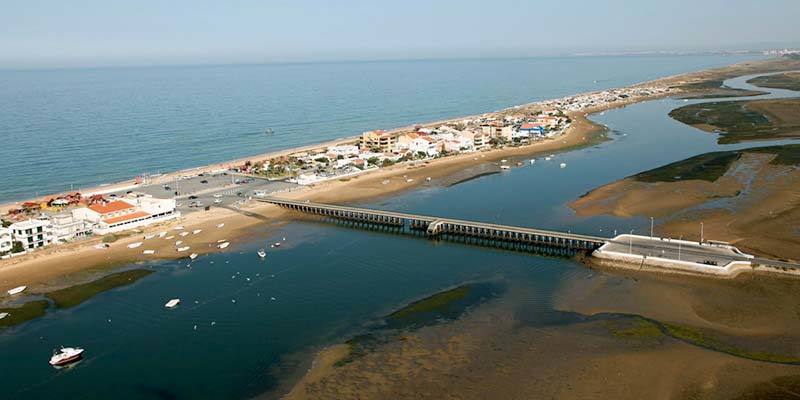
left=1, top=0, right=799, bottom=69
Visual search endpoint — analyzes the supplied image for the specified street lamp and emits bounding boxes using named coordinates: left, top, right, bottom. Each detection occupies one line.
left=629, top=229, right=635, bottom=254
left=650, top=216, right=654, bottom=238
left=700, top=222, right=704, bottom=244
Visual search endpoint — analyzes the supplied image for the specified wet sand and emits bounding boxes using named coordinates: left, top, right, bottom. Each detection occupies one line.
left=281, top=271, right=800, bottom=400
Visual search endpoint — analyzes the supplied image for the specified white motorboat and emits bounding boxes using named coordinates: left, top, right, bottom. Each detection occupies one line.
left=216, top=223, right=225, bottom=228
left=165, top=235, right=175, bottom=240
left=142, top=250, right=155, bottom=255
left=175, top=240, right=183, bottom=246
left=144, top=234, right=155, bottom=240
left=189, top=253, right=198, bottom=260
left=158, top=231, right=167, bottom=238
left=218, top=242, right=230, bottom=249
left=273, top=242, right=281, bottom=247
left=193, top=229, right=202, bottom=234
left=500, top=165, right=510, bottom=170
left=544, top=156, right=552, bottom=161
left=501, top=159, right=507, bottom=163
left=213, top=199, right=222, bottom=204
left=49, top=347, right=84, bottom=367
left=530, top=159, right=536, bottom=164
left=165, top=299, right=181, bottom=309
left=179, top=232, right=189, bottom=237
left=174, top=226, right=184, bottom=230
left=0, top=312, right=9, bottom=320
left=7, top=286, right=26, bottom=295
left=177, top=246, right=191, bottom=252
left=560, top=163, right=567, bottom=169
left=257, top=249, right=266, bottom=258
left=127, top=242, right=143, bottom=249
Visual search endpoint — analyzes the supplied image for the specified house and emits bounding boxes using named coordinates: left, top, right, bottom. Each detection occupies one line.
left=359, top=130, right=397, bottom=152
left=463, top=130, right=492, bottom=149
left=73, top=196, right=179, bottom=235
left=50, top=212, right=92, bottom=243
left=10, top=219, right=53, bottom=250
left=0, top=227, right=12, bottom=254
left=410, top=137, right=440, bottom=157
left=326, top=145, right=360, bottom=158
left=394, top=132, right=420, bottom=151
left=519, top=123, right=546, bottom=137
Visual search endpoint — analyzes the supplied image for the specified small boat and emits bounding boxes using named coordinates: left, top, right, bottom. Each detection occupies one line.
left=500, top=165, right=510, bottom=170
left=213, top=199, right=222, bottom=204
left=0, top=312, right=9, bottom=320
left=382, top=180, right=390, bottom=185
left=127, top=242, right=143, bottom=249
left=273, top=242, right=281, bottom=247
left=144, top=234, right=155, bottom=240
left=177, top=246, right=191, bottom=252
left=189, top=253, right=198, bottom=260
left=217, top=239, right=227, bottom=243
left=501, top=159, right=508, bottom=163
left=142, top=250, right=155, bottom=255
left=175, top=240, right=183, bottom=246
left=530, top=159, right=536, bottom=165
left=193, top=229, right=202, bottom=235
left=158, top=231, right=167, bottom=238
left=544, top=157, right=552, bottom=161
left=216, top=223, right=225, bottom=228
left=165, top=299, right=181, bottom=309
left=425, top=176, right=432, bottom=182
left=257, top=249, right=266, bottom=258
left=218, top=242, right=230, bottom=249
left=165, top=235, right=175, bottom=240
left=174, top=226, right=184, bottom=230
left=406, top=178, right=414, bottom=183
left=179, top=232, right=189, bottom=237
left=49, top=347, right=84, bottom=367
left=7, top=286, right=27, bottom=295
left=560, top=163, right=567, bottom=169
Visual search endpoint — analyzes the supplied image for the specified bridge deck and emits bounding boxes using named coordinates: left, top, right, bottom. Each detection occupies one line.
left=257, top=197, right=606, bottom=245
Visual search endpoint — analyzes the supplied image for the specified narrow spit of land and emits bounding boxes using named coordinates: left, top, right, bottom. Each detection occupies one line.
left=2, top=57, right=800, bottom=299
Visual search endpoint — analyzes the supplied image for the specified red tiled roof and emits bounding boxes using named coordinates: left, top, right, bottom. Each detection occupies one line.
left=89, top=200, right=135, bottom=215
left=103, top=211, right=150, bottom=225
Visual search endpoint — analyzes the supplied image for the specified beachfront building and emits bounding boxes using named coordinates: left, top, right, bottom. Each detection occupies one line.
left=10, top=219, right=53, bottom=250
left=73, top=196, right=179, bottom=235
left=49, top=212, right=92, bottom=243
left=409, top=137, right=440, bottom=157
left=0, top=227, right=12, bottom=254
left=519, top=123, right=546, bottom=137
left=359, top=130, right=397, bottom=152
left=326, top=145, right=359, bottom=158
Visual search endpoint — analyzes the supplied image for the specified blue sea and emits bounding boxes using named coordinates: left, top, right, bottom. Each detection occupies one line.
left=0, top=54, right=760, bottom=203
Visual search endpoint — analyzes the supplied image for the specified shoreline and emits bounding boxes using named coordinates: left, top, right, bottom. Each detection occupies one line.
left=3, top=57, right=800, bottom=298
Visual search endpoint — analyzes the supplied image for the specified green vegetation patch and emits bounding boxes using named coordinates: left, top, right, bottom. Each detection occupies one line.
left=679, top=79, right=765, bottom=99
left=607, top=316, right=663, bottom=339
left=0, top=300, right=49, bottom=328
left=47, top=269, right=154, bottom=309
left=634, top=150, right=742, bottom=183
left=747, top=73, right=800, bottom=92
left=389, top=285, right=471, bottom=320
left=633, top=144, right=800, bottom=184
left=663, top=323, right=800, bottom=364
left=669, top=98, right=800, bottom=144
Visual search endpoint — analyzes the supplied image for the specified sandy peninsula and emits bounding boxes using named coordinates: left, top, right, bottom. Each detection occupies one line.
left=3, top=57, right=800, bottom=298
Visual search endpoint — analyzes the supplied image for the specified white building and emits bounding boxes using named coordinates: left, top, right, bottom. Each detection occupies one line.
left=50, top=212, right=92, bottom=243
left=409, top=137, right=440, bottom=157
left=10, top=219, right=53, bottom=251
left=327, top=145, right=360, bottom=158
left=73, top=196, right=179, bottom=235
left=0, top=227, right=12, bottom=254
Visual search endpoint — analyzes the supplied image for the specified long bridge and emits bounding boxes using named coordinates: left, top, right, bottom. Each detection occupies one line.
left=257, top=197, right=606, bottom=251
left=256, top=197, right=800, bottom=274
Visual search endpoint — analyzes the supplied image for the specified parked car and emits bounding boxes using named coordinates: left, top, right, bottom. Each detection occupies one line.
left=188, top=195, right=198, bottom=200
left=200, top=180, right=208, bottom=184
